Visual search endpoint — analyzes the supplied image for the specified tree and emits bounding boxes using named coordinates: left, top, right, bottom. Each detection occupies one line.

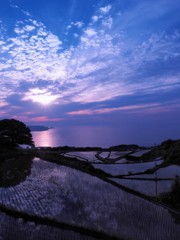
left=170, top=175, right=180, bottom=208
left=0, top=119, right=34, bottom=148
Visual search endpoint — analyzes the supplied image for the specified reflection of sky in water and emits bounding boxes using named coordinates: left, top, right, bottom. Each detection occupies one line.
left=157, top=165, right=180, bottom=178
left=93, top=161, right=163, bottom=175
left=32, top=126, right=134, bottom=147
left=0, top=211, right=97, bottom=240
left=64, top=151, right=99, bottom=162
left=0, top=159, right=179, bottom=239
left=111, top=178, right=174, bottom=197
left=93, top=160, right=179, bottom=196
left=32, top=125, right=177, bottom=148
left=33, top=129, right=62, bottom=147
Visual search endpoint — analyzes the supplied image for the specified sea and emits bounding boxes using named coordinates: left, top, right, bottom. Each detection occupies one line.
left=32, top=125, right=167, bottom=148
left=32, top=126, right=120, bottom=148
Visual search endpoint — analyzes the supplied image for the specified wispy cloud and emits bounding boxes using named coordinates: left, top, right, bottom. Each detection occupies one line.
left=68, top=100, right=180, bottom=116
left=67, top=103, right=160, bottom=115
left=11, top=115, right=65, bottom=123
left=100, top=5, right=112, bottom=14
left=0, top=101, right=8, bottom=107
left=0, top=1, right=180, bottom=121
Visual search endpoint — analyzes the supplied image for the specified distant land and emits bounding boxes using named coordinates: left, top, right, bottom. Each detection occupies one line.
left=28, top=125, right=53, bottom=131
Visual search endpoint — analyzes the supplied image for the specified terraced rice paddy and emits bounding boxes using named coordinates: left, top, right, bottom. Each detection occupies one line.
left=98, top=151, right=110, bottom=158
left=63, top=151, right=100, bottom=162
left=0, top=211, right=97, bottom=240
left=110, top=178, right=174, bottom=196
left=92, top=160, right=163, bottom=176
left=156, top=165, right=180, bottom=178
left=109, top=151, right=131, bottom=159
left=129, top=150, right=150, bottom=157
left=0, top=152, right=180, bottom=240
left=41, top=151, right=180, bottom=201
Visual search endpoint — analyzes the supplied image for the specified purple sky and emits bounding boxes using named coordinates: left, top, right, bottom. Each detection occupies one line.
left=0, top=0, right=180, bottom=144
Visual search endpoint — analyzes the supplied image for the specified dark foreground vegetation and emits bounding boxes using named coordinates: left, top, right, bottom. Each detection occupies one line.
left=0, top=119, right=34, bottom=148
left=159, top=175, right=180, bottom=209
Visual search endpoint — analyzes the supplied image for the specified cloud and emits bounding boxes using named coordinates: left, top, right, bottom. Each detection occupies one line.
left=92, top=16, right=99, bottom=22
left=0, top=0, right=180, bottom=121
left=29, top=116, right=64, bottom=122
left=68, top=100, right=180, bottom=116
left=131, top=32, right=180, bottom=65
left=66, top=21, right=84, bottom=31
left=21, top=10, right=31, bottom=17
left=10, top=4, right=19, bottom=9
left=11, top=115, right=65, bottom=123
left=70, top=82, right=129, bottom=103
left=0, top=101, right=8, bottom=107
left=102, top=17, right=113, bottom=29
left=114, top=0, right=180, bottom=32
left=74, top=21, right=84, bottom=28
left=0, top=84, right=14, bottom=108
left=0, top=19, right=68, bottom=85
left=84, top=28, right=97, bottom=37
left=74, top=33, right=78, bottom=38
left=67, top=103, right=160, bottom=115
left=23, top=88, right=60, bottom=105
left=100, top=5, right=112, bottom=14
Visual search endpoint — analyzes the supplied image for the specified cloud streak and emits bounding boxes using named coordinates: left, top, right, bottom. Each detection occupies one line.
left=68, top=100, right=180, bottom=116
left=0, top=1, right=180, bottom=124
left=67, top=103, right=160, bottom=115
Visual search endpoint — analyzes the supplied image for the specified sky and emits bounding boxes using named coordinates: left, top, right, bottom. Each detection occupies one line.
left=0, top=0, right=180, bottom=144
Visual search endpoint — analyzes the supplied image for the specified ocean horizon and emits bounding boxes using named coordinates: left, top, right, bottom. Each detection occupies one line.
left=32, top=126, right=176, bottom=148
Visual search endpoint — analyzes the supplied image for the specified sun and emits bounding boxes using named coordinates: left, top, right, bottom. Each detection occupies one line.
left=23, top=88, right=59, bottom=105
left=31, top=93, right=58, bottom=105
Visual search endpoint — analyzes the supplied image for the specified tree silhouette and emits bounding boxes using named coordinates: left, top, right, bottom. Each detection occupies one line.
left=0, top=119, right=34, bottom=148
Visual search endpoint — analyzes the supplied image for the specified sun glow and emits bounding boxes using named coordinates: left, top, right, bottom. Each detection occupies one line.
left=31, top=94, right=58, bottom=105
left=23, top=88, right=59, bottom=105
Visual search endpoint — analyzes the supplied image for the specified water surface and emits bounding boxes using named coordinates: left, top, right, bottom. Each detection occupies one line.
left=32, top=126, right=122, bottom=147
left=0, top=158, right=179, bottom=240
left=32, top=126, right=157, bottom=147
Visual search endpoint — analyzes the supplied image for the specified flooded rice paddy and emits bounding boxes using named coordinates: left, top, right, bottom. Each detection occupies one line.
left=0, top=150, right=180, bottom=240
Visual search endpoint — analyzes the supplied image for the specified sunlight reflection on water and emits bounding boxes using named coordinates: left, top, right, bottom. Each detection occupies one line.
left=32, top=128, right=61, bottom=147
left=32, top=125, right=171, bottom=148
left=32, top=126, right=122, bottom=147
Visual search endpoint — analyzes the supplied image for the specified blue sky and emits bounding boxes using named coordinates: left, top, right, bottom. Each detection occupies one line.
left=0, top=0, right=180, bottom=143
